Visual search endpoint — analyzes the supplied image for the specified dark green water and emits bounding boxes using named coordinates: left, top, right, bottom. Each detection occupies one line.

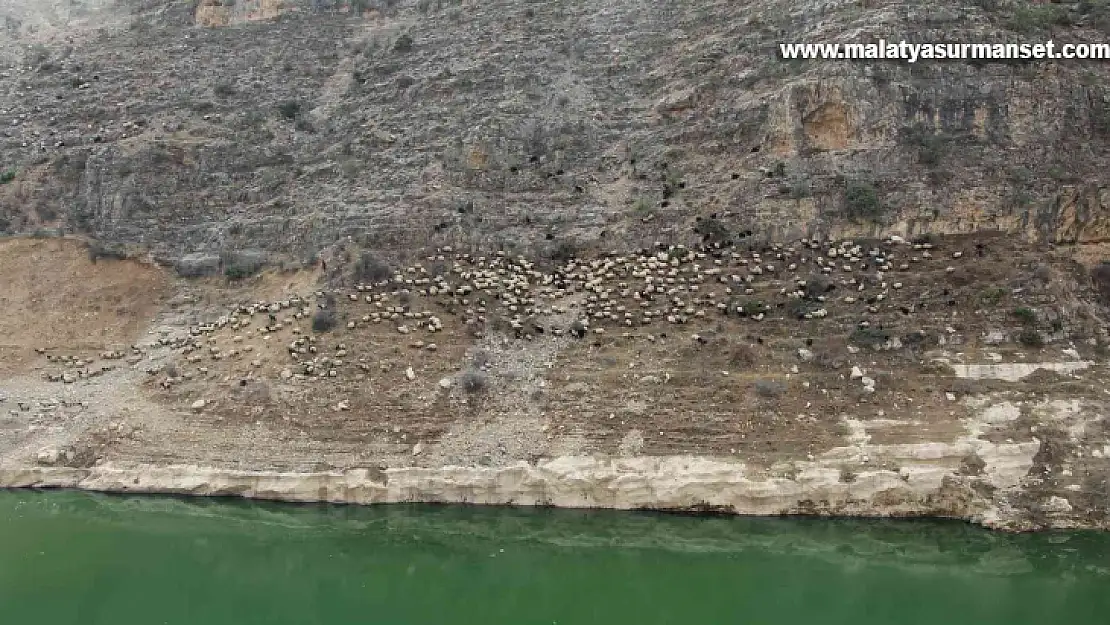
left=2, top=491, right=1109, bottom=625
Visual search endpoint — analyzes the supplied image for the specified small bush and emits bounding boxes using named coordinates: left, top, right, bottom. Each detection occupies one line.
left=354, top=251, right=391, bottom=283
left=849, top=327, right=890, bottom=347
left=87, top=241, right=131, bottom=262
left=904, top=125, right=949, bottom=166
left=694, top=217, right=731, bottom=244
left=727, top=342, right=757, bottom=368
left=312, top=309, right=337, bottom=333
left=277, top=100, right=301, bottom=120
left=733, top=299, right=769, bottom=316
left=1007, top=4, right=1072, bottom=32
left=979, top=286, right=1007, bottom=305
left=470, top=349, right=491, bottom=369
left=789, top=176, right=812, bottom=199
left=804, top=274, right=833, bottom=300
left=1011, top=306, right=1037, bottom=325
left=1032, top=264, right=1053, bottom=282
left=839, top=467, right=858, bottom=483
left=843, top=181, right=883, bottom=220
left=958, top=452, right=986, bottom=477
left=0, top=169, right=15, bottom=184
left=393, top=33, right=414, bottom=52
left=1092, top=261, right=1110, bottom=302
left=213, top=81, right=235, bottom=97
left=220, top=250, right=265, bottom=280
left=1018, top=327, right=1044, bottom=348
left=459, top=369, right=488, bottom=393
left=548, top=240, right=578, bottom=264
left=753, top=379, right=784, bottom=398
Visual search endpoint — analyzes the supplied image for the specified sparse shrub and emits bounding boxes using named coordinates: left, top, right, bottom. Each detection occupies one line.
left=86, top=241, right=131, bottom=263
left=849, top=327, right=890, bottom=347
left=839, top=467, right=858, bottom=483
left=789, top=176, right=812, bottom=199
left=470, top=349, right=491, bottom=369
left=632, top=197, right=654, bottom=214
left=904, top=125, right=949, bottom=166
left=223, top=264, right=254, bottom=280
left=1018, top=327, right=1044, bottom=348
left=733, top=299, right=769, bottom=317
left=220, top=250, right=265, bottom=280
left=1092, top=261, right=1110, bottom=302
left=694, top=216, right=730, bottom=243
left=569, top=320, right=587, bottom=338
left=294, top=118, right=315, bottom=133
left=213, top=81, right=235, bottom=97
left=354, top=251, right=391, bottom=283
left=787, top=299, right=814, bottom=319
left=814, top=349, right=845, bottom=370
left=277, top=100, right=301, bottom=120
left=844, top=180, right=883, bottom=220
left=393, top=33, right=414, bottom=52
left=312, top=309, right=337, bottom=333
left=978, top=286, right=1007, bottom=305
left=727, top=342, right=756, bottom=368
left=459, top=369, right=488, bottom=393
left=174, top=255, right=220, bottom=278
left=958, top=452, right=986, bottom=477
left=1011, top=306, right=1037, bottom=325
left=1007, top=4, right=1072, bottom=32
left=902, top=330, right=933, bottom=348
left=753, top=379, right=784, bottom=398
left=24, top=44, right=50, bottom=68
left=0, top=169, right=15, bottom=184
left=548, top=240, right=578, bottom=264
left=804, top=274, right=833, bottom=300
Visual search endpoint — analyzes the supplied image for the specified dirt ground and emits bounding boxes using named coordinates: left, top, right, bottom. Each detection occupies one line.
left=0, top=237, right=172, bottom=375
left=0, top=234, right=1107, bottom=489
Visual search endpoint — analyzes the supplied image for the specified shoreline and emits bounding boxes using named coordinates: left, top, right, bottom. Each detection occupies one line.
left=1, top=455, right=1096, bottom=533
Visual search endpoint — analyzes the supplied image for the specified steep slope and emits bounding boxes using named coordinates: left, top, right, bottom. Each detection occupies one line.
left=1, top=0, right=1110, bottom=267
left=0, top=1, right=1109, bottom=529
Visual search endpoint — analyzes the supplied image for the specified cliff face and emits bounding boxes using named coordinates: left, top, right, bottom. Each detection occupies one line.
left=2, top=0, right=1110, bottom=267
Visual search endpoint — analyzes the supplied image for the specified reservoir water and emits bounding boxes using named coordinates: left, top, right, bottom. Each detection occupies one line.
left=1, top=490, right=1108, bottom=624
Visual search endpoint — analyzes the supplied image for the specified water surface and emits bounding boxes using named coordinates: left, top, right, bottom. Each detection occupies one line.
left=1, top=490, right=1108, bottom=624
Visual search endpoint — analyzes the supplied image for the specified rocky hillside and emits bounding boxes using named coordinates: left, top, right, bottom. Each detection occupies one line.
left=1, top=1, right=1110, bottom=530
left=1, top=0, right=1110, bottom=268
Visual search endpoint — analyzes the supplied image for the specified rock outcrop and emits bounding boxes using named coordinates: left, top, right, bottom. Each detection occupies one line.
left=2, top=1, right=1110, bottom=268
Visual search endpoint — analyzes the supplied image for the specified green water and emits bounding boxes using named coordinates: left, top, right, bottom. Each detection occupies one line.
left=1, top=491, right=1109, bottom=625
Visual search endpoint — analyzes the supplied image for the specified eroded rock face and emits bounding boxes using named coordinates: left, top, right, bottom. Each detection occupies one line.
left=2, top=395, right=1105, bottom=531
left=2, top=1, right=1110, bottom=265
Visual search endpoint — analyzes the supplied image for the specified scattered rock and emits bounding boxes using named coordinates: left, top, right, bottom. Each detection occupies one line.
left=35, top=447, right=60, bottom=466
